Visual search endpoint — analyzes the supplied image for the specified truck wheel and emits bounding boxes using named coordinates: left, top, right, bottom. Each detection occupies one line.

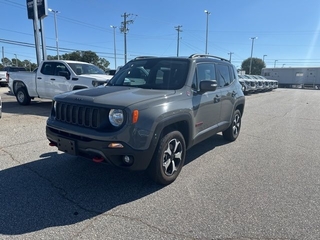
left=16, top=87, right=31, bottom=105
left=147, top=131, right=186, bottom=185
left=223, top=109, right=241, bottom=142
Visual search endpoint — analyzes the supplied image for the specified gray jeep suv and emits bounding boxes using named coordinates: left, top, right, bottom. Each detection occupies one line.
left=46, top=54, right=245, bottom=185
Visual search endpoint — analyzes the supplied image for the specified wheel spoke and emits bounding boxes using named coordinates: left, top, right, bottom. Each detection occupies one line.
left=163, top=158, right=172, bottom=172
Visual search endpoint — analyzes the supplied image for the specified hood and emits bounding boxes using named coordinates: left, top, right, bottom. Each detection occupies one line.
left=80, top=74, right=113, bottom=81
left=56, top=86, right=176, bottom=108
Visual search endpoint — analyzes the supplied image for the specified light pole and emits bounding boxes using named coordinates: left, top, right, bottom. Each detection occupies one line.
left=110, top=25, right=117, bottom=69
left=249, top=37, right=257, bottom=75
left=274, top=60, right=278, bottom=68
left=263, top=54, right=267, bottom=62
left=48, top=8, right=60, bottom=60
left=204, top=10, right=210, bottom=54
left=282, top=64, right=286, bottom=68
left=14, top=54, right=17, bottom=66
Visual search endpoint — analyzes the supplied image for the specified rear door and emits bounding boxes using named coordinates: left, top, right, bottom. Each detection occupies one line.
left=37, top=62, right=71, bottom=99
left=216, top=63, right=237, bottom=128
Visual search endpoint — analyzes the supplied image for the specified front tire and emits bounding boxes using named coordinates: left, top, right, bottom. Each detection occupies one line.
left=16, top=87, right=31, bottom=105
left=147, top=131, right=186, bottom=185
left=223, top=109, right=241, bottom=141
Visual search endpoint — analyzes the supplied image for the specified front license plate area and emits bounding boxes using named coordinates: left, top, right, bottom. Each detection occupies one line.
left=57, top=137, right=77, bottom=155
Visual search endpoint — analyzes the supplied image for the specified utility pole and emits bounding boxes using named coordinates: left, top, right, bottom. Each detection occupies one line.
left=175, top=25, right=182, bottom=57
left=1, top=46, right=4, bottom=66
left=249, top=37, right=257, bottom=75
left=228, top=52, right=234, bottom=62
left=120, top=12, right=136, bottom=64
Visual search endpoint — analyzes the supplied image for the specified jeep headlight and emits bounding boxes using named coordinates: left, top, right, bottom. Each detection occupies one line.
left=109, top=109, right=124, bottom=127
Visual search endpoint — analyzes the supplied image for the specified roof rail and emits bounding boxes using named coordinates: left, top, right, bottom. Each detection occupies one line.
left=133, top=56, right=157, bottom=60
left=189, top=54, right=229, bottom=62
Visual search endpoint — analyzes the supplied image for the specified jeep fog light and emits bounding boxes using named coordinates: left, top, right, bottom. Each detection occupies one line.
left=122, top=155, right=134, bottom=165
left=109, top=109, right=124, bottom=127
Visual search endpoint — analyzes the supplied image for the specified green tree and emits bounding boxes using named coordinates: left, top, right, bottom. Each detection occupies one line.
left=241, top=57, right=266, bottom=75
left=48, top=51, right=110, bottom=72
left=1, top=57, right=12, bottom=66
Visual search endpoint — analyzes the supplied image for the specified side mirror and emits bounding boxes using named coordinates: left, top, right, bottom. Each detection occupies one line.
left=58, top=71, right=70, bottom=80
left=199, top=80, right=218, bottom=92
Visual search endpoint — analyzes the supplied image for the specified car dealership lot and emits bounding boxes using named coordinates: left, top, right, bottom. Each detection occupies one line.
left=1, top=87, right=320, bottom=240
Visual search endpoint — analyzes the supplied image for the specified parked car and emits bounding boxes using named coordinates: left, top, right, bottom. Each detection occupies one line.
left=238, top=74, right=256, bottom=94
left=8, top=60, right=113, bottom=105
left=46, top=54, right=245, bottom=185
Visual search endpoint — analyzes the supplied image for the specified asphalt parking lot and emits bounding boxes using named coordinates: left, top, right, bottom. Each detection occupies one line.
left=1, top=87, right=320, bottom=240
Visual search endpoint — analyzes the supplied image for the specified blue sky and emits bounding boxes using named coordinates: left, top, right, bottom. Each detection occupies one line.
left=1, top=0, right=320, bottom=70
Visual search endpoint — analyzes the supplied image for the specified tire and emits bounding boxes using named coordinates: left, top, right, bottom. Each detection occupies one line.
left=147, top=131, right=186, bottom=185
left=16, top=87, right=31, bottom=105
left=223, top=109, right=241, bottom=142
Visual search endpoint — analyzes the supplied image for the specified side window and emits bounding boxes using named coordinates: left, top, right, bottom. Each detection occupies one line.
left=191, top=72, right=198, bottom=91
left=54, top=63, right=68, bottom=76
left=40, top=62, right=54, bottom=75
left=196, top=63, right=216, bottom=82
left=229, top=65, right=237, bottom=83
left=216, top=64, right=231, bottom=87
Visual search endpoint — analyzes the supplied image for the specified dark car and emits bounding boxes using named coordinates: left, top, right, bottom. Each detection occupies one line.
left=46, top=54, right=245, bottom=185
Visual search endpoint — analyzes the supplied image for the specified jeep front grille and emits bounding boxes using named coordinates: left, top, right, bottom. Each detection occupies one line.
left=55, top=102, right=108, bottom=129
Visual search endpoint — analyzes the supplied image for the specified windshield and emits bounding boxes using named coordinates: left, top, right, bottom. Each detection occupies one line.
left=67, top=62, right=105, bottom=75
left=108, top=58, right=189, bottom=90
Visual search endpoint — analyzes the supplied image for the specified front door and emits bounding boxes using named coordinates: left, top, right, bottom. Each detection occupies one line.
left=192, top=63, right=221, bottom=143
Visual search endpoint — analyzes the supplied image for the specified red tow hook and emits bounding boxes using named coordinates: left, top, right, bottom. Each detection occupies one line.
left=49, top=142, right=57, bottom=147
left=92, top=156, right=104, bottom=163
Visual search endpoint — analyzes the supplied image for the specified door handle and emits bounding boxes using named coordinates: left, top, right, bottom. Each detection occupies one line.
left=50, top=78, right=56, bottom=81
left=37, top=77, right=42, bottom=79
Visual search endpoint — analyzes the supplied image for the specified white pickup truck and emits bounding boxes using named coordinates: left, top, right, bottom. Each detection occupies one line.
left=8, top=60, right=113, bottom=105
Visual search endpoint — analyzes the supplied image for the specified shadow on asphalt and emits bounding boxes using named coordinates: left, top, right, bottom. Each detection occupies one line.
left=2, top=100, right=52, bottom=117
left=0, top=134, right=228, bottom=235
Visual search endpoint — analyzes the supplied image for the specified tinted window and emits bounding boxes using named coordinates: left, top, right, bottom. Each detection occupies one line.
left=67, top=63, right=105, bottom=75
left=196, top=63, right=216, bottom=81
left=109, top=59, right=189, bottom=90
left=41, top=62, right=55, bottom=75
left=216, top=64, right=231, bottom=87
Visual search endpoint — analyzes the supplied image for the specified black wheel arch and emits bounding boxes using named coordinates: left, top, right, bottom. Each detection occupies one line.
left=152, top=113, right=193, bottom=151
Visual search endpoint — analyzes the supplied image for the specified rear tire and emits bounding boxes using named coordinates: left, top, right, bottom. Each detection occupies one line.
left=16, top=87, right=31, bottom=105
left=223, top=109, right=241, bottom=141
left=147, top=131, right=186, bottom=185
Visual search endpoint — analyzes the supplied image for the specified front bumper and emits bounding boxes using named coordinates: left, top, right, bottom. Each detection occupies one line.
left=46, top=125, right=157, bottom=171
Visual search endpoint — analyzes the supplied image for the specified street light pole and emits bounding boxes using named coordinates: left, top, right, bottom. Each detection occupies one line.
left=274, top=60, right=278, bottom=68
left=204, top=10, right=210, bottom=54
left=249, top=37, right=257, bottom=75
left=48, top=8, right=60, bottom=60
left=110, top=25, right=117, bottom=68
left=263, top=54, right=267, bottom=62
